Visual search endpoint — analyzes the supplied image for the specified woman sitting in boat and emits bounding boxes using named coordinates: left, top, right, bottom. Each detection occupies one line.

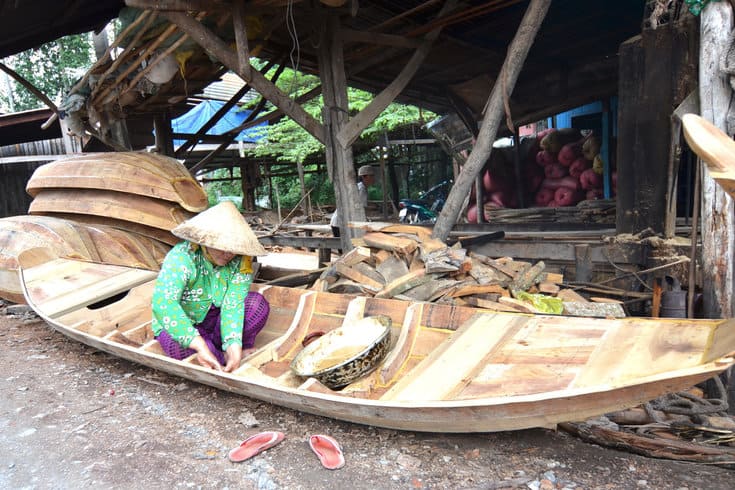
left=151, top=201, right=270, bottom=372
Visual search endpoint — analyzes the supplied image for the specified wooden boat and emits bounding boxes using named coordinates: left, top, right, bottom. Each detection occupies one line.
left=682, top=113, right=735, bottom=199
left=17, top=250, right=735, bottom=433
left=0, top=215, right=168, bottom=303
left=29, top=189, right=195, bottom=232
left=26, top=152, right=208, bottom=212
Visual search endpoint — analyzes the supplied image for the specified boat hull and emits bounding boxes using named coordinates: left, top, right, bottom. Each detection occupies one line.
left=17, top=255, right=735, bottom=433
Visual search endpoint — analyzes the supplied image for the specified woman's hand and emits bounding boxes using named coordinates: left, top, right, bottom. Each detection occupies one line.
left=189, top=336, right=223, bottom=371
left=224, top=344, right=243, bottom=373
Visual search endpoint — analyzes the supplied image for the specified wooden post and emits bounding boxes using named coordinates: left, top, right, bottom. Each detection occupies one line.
left=433, top=0, right=552, bottom=241
left=297, top=160, right=308, bottom=217
left=153, top=113, right=174, bottom=156
left=616, top=17, right=698, bottom=235
left=699, top=3, right=735, bottom=319
left=318, top=11, right=361, bottom=252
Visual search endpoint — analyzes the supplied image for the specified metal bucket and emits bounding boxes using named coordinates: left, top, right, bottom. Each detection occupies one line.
left=660, top=276, right=686, bottom=318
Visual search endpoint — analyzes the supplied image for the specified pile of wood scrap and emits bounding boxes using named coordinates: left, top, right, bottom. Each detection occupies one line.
left=560, top=383, right=735, bottom=467
left=310, top=224, right=625, bottom=317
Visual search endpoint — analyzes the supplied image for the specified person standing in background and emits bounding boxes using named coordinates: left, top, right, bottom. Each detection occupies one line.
left=330, top=165, right=376, bottom=237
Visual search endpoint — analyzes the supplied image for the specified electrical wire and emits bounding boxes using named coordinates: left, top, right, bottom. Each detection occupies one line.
left=286, top=0, right=300, bottom=97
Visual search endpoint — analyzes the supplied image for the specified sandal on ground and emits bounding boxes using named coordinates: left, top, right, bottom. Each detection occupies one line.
left=309, top=434, right=345, bottom=470
left=228, top=431, right=285, bottom=463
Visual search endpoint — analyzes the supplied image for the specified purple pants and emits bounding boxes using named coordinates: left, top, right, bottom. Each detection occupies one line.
left=156, top=292, right=270, bottom=364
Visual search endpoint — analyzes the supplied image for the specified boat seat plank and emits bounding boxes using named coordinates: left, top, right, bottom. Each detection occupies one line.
left=380, top=313, right=526, bottom=401
left=55, top=282, right=155, bottom=329
left=460, top=364, right=578, bottom=398
left=573, top=318, right=716, bottom=388
left=29, top=266, right=158, bottom=320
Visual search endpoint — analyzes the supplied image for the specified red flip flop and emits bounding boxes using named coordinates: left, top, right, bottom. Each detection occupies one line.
left=228, top=431, right=285, bottom=463
left=309, top=434, right=345, bottom=470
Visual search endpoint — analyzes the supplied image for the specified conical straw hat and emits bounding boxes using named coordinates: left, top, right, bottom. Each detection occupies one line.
left=172, top=201, right=267, bottom=256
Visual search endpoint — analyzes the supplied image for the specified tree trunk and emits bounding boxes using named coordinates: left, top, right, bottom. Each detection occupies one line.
left=432, top=0, right=552, bottom=241
left=699, top=3, right=735, bottom=319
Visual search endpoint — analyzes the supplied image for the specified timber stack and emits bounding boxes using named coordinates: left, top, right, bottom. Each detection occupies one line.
left=311, top=224, right=625, bottom=318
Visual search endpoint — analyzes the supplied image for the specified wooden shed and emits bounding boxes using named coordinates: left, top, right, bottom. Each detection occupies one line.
left=0, top=0, right=733, bottom=318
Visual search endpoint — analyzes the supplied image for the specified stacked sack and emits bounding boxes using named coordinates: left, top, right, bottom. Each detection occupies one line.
left=466, top=128, right=617, bottom=222
left=531, top=128, right=615, bottom=207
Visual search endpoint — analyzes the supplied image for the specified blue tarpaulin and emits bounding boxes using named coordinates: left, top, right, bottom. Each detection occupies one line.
left=169, top=100, right=267, bottom=146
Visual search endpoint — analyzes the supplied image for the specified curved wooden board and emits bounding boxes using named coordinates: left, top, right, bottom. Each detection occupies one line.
left=37, top=212, right=180, bottom=246
left=13, top=252, right=735, bottom=433
left=26, top=152, right=208, bottom=212
left=29, top=189, right=194, bottom=231
left=0, top=215, right=170, bottom=303
left=682, top=113, right=735, bottom=199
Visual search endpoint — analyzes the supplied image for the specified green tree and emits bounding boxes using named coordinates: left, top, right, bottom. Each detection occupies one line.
left=0, top=33, right=94, bottom=112
left=245, top=62, right=433, bottom=165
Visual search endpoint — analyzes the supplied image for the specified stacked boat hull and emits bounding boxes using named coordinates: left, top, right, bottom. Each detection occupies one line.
left=0, top=151, right=208, bottom=303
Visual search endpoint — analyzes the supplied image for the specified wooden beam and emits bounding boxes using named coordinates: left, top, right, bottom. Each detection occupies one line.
left=0, top=63, right=58, bottom=116
left=124, top=0, right=220, bottom=10
left=162, top=11, right=325, bottom=144
left=340, top=28, right=421, bottom=49
left=433, top=0, right=552, bottom=241
left=174, top=56, right=279, bottom=158
left=187, top=61, right=288, bottom=174
left=336, top=0, right=458, bottom=149
left=233, top=0, right=251, bottom=80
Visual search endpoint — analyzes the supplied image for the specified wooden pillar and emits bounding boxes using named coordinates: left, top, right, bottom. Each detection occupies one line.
left=699, top=3, right=735, bottom=319
left=153, top=113, right=174, bottom=156
left=616, top=17, right=698, bottom=234
left=318, top=12, right=361, bottom=252
left=296, top=160, right=308, bottom=217
left=433, top=0, right=551, bottom=241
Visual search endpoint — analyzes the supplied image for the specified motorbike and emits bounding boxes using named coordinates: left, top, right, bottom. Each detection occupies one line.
left=398, top=180, right=451, bottom=224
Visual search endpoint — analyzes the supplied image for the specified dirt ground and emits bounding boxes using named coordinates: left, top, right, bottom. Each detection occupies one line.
left=0, top=307, right=732, bottom=490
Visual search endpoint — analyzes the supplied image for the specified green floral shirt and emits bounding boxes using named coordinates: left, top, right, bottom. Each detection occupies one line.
left=151, top=242, right=253, bottom=350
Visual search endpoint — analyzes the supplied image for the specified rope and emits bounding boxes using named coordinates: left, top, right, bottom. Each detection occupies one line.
left=649, top=376, right=729, bottom=416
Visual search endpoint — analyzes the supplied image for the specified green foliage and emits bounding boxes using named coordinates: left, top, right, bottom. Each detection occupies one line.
left=203, top=168, right=244, bottom=207
left=0, top=33, right=94, bottom=112
left=244, top=61, right=434, bottom=165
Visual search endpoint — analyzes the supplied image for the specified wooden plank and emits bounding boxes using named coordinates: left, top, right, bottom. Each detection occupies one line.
left=341, top=246, right=371, bottom=266
left=498, top=296, right=539, bottom=313
left=374, top=269, right=430, bottom=299
left=557, top=289, right=588, bottom=303
left=380, top=313, right=525, bottom=401
left=574, top=318, right=714, bottom=388
left=334, top=262, right=383, bottom=289
left=25, top=263, right=157, bottom=319
left=449, top=283, right=509, bottom=298
left=29, top=189, right=193, bottom=231
left=274, top=292, right=318, bottom=360
left=25, top=152, right=207, bottom=211
left=563, top=302, right=625, bottom=318
left=375, top=255, right=409, bottom=283
left=363, top=232, right=418, bottom=255
left=379, top=302, right=423, bottom=385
